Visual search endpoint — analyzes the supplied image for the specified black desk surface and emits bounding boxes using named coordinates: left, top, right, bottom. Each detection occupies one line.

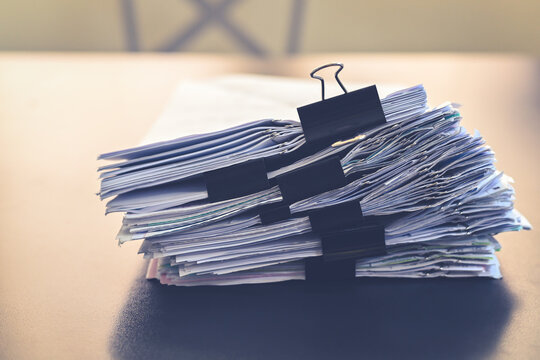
left=1, top=53, right=538, bottom=359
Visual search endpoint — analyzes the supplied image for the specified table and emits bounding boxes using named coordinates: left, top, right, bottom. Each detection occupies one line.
left=0, top=53, right=539, bottom=360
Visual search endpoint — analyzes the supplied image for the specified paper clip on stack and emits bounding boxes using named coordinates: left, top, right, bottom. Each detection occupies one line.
left=98, top=63, right=530, bottom=286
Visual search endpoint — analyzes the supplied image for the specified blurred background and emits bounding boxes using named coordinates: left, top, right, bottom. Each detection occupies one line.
left=1, top=0, right=539, bottom=55
left=1, top=2, right=540, bottom=360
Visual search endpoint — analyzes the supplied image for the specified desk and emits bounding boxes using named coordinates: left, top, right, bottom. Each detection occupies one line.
left=0, top=53, right=539, bottom=359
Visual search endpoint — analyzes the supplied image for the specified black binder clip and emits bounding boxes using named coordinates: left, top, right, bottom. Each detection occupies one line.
left=259, top=155, right=347, bottom=224
left=205, top=63, right=387, bottom=204
left=305, top=201, right=387, bottom=281
left=298, top=63, right=387, bottom=145
left=204, top=158, right=270, bottom=202
left=320, top=223, right=386, bottom=262
left=305, top=256, right=356, bottom=281
left=305, top=224, right=386, bottom=281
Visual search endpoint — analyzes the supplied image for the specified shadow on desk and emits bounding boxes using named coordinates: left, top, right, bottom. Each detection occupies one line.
left=110, top=264, right=514, bottom=360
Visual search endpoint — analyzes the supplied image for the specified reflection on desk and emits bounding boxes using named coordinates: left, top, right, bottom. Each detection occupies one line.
left=111, top=262, right=513, bottom=360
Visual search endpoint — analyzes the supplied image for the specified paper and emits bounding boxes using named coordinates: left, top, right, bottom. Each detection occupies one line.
left=97, top=74, right=531, bottom=286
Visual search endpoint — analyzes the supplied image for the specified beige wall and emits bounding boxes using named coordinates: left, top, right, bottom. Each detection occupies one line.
left=0, top=0, right=539, bottom=54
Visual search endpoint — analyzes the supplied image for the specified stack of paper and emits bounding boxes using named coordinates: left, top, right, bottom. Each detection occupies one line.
left=98, top=75, right=530, bottom=286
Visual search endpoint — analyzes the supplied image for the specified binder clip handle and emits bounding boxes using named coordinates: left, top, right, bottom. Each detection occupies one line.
left=310, top=63, right=348, bottom=100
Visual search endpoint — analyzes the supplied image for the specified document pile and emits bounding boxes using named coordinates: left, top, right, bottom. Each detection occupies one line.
left=98, top=65, right=530, bottom=286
